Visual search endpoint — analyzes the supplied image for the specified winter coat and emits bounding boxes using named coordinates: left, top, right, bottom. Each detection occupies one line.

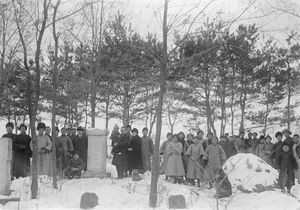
left=236, top=138, right=250, bottom=153
left=271, top=141, right=283, bottom=169
left=72, top=134, right=88, bottom=171
left=67, top=157, right=85, bottom=171
left=186, top=140, right=204, bottom=179
left=11, top=133, right=32, bottom=178
left=216, top=169, right=232, bottom=198
left=178, top=138, right=189, bottom=174
left=58, top=135, right=74, bottom=168
left=159, top=140, right=172, bottom=174
left=202, top=139, right=212, bottom=151
left=127, top=135, right=142, bottom=170
left=203, top=144, right=226, bottom=181
left=112, top=133, right=129, bottom=168
left=110, top=131, right=120, bottom=146
left=30, top=134, right=52, bottom=176
left=284, top=136, right=294, bottom=151
left=219, top=140, right=236, bottom=159
left=256, top=143, right=274, bottom=166
left=141, top=136, right=154, bottom=172
left=277, top=149, right=297, bottom=189
left=165, top=141, right=185, bottom=177
left=249, top=138, right=260, bottom=153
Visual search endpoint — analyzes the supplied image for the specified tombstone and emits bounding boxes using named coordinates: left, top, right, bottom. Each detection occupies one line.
left=82, top=129, right=108, bottom=178
left=169, top=195, right=186, bottom=209
left=0, top=138, right=12, bottom=195
left=80, top=192, right=98, bottom=209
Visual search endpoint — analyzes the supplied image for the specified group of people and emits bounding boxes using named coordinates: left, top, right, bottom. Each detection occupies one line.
left=110, top=125, right=154, bottom=181
left=2, top=122, right=88, bottom=179
left=159, top=129, right=300, bottom=194
left=2, top=120, right=300, bottom=194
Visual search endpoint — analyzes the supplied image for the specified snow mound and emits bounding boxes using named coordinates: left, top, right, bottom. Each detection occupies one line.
left=223, top=153, right=278, bottom=191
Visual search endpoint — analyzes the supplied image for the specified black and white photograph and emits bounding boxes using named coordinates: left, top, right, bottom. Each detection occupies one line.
left=0, top=0, right=300, bottom=209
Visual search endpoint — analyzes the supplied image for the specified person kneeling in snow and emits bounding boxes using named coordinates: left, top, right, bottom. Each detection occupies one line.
left=64, top=151, right=85, bottom=179
left=277, top=142, right=297, bottom=193
left=216, top=169, right=232, bottom=199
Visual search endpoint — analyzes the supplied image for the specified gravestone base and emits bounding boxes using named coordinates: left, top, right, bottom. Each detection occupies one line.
left=82, top=170, right=107, bottom=178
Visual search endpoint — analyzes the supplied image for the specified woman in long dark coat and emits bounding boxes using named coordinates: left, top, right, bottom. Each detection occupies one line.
left=277, top=142, right=297, bottom=193
left=15, top=124, right=32, bottom=177
left=111, top=127, right=128, bottom=178
left=127, top=128, right=142, bottom=180
left=72, top=126, right=88, bottom=171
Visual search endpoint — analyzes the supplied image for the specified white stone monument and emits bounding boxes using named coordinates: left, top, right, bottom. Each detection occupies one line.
left=0, top=138, right=12, bottom=195
left=83, top=129, right=108, bottom=178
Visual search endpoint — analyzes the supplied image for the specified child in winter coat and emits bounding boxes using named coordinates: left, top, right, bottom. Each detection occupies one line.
left=165, top=134, right=185, bottom=183
left=277, top=143, right=297, bottom=193
left=159, top=133, right=173, bottom=175
left=186, top=138, right=204, bottom=186
left=64, top=151, right=85, bottom=179
left=203, top=136, right=226, bottom=187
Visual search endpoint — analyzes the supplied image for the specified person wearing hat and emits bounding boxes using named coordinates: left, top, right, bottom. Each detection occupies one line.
left=282, top=129, right=294, bottom=151
left=64, top=151, right=85, bottom=179
left=13, top=124, right=32, bottom=178
left=271, top=131, right=284, bottom=170
left=58, top=127, right=74, bottom=170
left=277, top=141, right=297, bottom=193
left=2, top=122, right=17, bottom=140
left=127, top=128, right=142, bottom=181
left=70, top=127, right=77, bottom=138
left=30, top=122, right=52, bottom=176
left=72, top=126, right=88, bottom=171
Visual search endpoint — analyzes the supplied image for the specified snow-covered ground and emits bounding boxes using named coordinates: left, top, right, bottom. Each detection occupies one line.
left=1, top=154, right=300, bottom=210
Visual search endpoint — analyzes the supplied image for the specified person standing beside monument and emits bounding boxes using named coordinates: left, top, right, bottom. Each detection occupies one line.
left=127, top=128, right=142, bottom=181
left=72, top=126, right=88, bottom=171
left=141, top=127, right=154, bottom=173
left=15, top=124, right=32, bottom=178
left=59, top=127, right=74, bottom=169
left=31, top=122, right=52, bottom=176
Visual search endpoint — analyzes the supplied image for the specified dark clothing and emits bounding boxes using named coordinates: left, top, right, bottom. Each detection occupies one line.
left=127, top=135, right=142, bottom=170
left=249, top=138, right=260, bottom=153
left=187, top=140, right=193, bottom=146
left=15, top=133, right=32, bottom=177
left=112, top=134, right=129, bottom=178
left=72, top=135, right=88, bottom=170
left=219, top=140, right=237, bottom=159
left=110, top=131, right=120, bottom=147
left=202, top=139, right=212, bottom=151
left=216, top=169, right=232, bottom=198
left=271, top=141, right=283, bottom=169
left=3, top=133, right=28, bottom=178
left=64, top=157, right=85, bottom=179
left=277, top=150, right=297, bottom=189
left=284, top=136, right=294, bottom=151
left=55, top=137, right=64, bottom=175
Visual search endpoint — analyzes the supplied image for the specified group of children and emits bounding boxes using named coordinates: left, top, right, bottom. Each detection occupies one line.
left=159, top=129, right=300, bottom=194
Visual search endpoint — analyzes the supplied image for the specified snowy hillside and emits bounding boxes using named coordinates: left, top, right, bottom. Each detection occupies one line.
left=1, top=154, right=300, bottom=210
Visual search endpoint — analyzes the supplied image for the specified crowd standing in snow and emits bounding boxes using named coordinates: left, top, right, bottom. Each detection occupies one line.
left=2, top=121, right=300, bottom=195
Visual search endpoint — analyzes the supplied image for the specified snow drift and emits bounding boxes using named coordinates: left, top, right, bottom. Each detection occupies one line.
left=223, top=153, right=278, bottom=192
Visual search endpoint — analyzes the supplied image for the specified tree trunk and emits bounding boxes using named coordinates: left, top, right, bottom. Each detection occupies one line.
left=149, top=0, right=168, bottom=207
left=105, top=94, right=110, bottom=129
left=287, top=64, right=291, bottom=130
left=50, top=0, right=61, bottom=189
left=91, top=86, right=96, bottom=127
